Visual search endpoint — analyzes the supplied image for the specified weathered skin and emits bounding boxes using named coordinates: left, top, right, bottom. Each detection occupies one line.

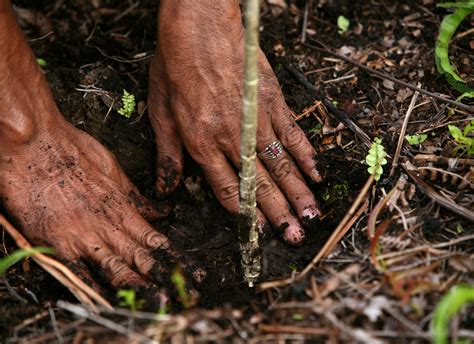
left=0, top=0, right=322, bottom=289
left=150, top=1, right=322, bottom=244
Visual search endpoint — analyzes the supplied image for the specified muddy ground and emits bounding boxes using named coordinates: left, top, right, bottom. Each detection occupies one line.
left=1, top=0, right=473, bottom=343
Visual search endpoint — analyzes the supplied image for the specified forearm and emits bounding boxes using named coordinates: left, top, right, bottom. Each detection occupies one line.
left=0, top=3, right=60, bottom=148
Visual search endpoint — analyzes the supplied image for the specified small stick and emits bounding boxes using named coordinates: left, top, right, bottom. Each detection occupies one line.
left=304, top=42, right=474, bottom=113
left=403, top=165, right=474, bottom=221
left=389, top=89, right=420, bottom=176
left=284, top=62, right=372, bottom=147
left=259, top=324, right=331, bottom=336
left=257, top=175, right=374, bottom=291
left=0, top=214, right=112, bottom=310
left=301, top=0, right=310, bottom=43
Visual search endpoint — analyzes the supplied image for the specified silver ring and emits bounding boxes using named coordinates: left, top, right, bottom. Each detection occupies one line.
left=258, top=141, right=283, bottom=160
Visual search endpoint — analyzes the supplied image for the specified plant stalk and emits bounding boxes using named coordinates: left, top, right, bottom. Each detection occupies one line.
left=239, top=0, right=261, bottom=287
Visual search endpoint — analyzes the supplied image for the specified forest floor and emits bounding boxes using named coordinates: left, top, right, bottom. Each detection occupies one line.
left=1, top=0, right=473, bottom=343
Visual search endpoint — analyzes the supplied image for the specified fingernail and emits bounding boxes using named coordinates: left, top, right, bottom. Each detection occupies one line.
left=257, top=219, right=268, bottom=235
left=284, top=225, right=305, bottom=246
left=302, top=207, right=320, bottom=221
left=311, top=169, right=322, bottom=183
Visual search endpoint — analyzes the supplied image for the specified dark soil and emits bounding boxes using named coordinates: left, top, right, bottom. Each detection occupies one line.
left=1, top=0, right=473, bottom=342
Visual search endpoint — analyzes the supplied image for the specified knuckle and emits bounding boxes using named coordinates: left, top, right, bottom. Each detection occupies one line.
left=214, top=180, right=239, bottom=207
left=269, top=156, right=293, bottom=180
left=256, top=174, right=274, bottom=199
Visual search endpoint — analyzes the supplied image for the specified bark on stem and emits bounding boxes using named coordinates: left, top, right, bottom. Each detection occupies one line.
left=239, top=0, right=261, bottom=287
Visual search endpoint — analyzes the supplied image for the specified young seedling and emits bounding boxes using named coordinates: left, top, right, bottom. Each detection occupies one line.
left=405, top=134, right=428, bottom=145
left=431, top=284, right=474, bottom=344
left=0, top=247, right=54, bottom=276
left=117, top=289, right=144, bottom=312
left=117, top=90, right=136, bottom=118
left=365, top=138, right=387, bottom=181
left=435, top=1, right=474, bottom=94
left=36, top=58, right=47, bottom=68
left=449, top=120, right=474, bottom=156
left=171, top=267, right=190, bottom=309
left=337, top=15, right=350, bottom=34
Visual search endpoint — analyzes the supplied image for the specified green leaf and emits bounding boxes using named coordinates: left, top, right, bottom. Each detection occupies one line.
left=405, top=134, right=428, bottom=145
left=117, top=90, right=136, bottom=118
left=365, top=138, right=387, bottom=181
left=435, top=5, right=474, bottom=93
left=0, top=247, right=54, bottom=276
left=337, top=15, right=350, bottom=33
left=449, top=125, right=463, bottom=141
left=431, top=284, right=474, bottom=344
left=171, top=268, right=190, bottom=308
left=36, top=58, right=47, bottom=68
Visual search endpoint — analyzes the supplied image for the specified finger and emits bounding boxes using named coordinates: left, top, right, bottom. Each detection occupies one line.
left=148, top=97, right=184, bottom=197
left=253, top=159, right=306, bottom=245
left=257, top=141, right=320, bottom=222
left=96, top=225, right=157, bottom=277
left=273, top=111, right=322, bottom=183
left=121, top=212, right=171, bottom=250
left=83, top=242, right=149, bottom=288
left=224, top=144, right=306, bottom=245
left=200, top=153, right=267, bottom=232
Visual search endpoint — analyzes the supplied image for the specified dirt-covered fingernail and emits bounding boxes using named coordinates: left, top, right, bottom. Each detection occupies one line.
left=311, top=168, right=322, bottom=183
left=283, top=224, right=305, bottom=245
left=302, top=206, right=320, bottom=221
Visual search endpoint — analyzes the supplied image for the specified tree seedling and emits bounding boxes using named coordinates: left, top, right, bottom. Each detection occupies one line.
left=365, top=138, right=387, bottom=181
left=117, top=90, right=136, bottom=118
left=337, top=15, right=350, bottom=34
left=171, top=267, right=190, bottom=309
left=448, top=120, right=474, bottom=156
left=117, top=289, right=144, bottom=312
left=405, top=134, right=427, bottom=145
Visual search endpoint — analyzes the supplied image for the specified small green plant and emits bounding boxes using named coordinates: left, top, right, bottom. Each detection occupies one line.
left=337, top=15, right=350, bottom=34
left=448, top=121, right=474, bottom=156
left=117, top=90, right=136, bottom=118
left=171, top=267, right=190, bottom=308
left=36, top=58, right=47, bottom=68
left=308, top=123, right=323, bottom=135
left=435, top=1, right=474, bottom=94
left=117, top=289, right=144, bottom=312
left=365, top=138, right=387, bottom=181
left=0, top=247, right=53, bottom=276
left=405, top=134, right=428, bottom=145
left=431, top=284, right=474, bottom=344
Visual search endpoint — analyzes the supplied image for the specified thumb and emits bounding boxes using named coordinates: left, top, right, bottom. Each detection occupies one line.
left=149, top=97, right=184, bottom=198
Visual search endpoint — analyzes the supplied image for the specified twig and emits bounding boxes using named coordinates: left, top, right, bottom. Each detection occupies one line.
left=257, top=175, right=374, bottom=291
left=299, top=175, right=374, bottom=277
left=377, top=233, right=474, bottom=260
left=402, top=165, right=474, bottom=221
left=390, top=89, right=420, bottom=176
left=304, top=42, right=474, bottom=113
left=0, top=214, right=112, bottom=310
left=413, top=154, right=474, bottom=167
left=301, top=0, right=310, bottom=43
left=259, top=324, right=331, bottom=336
left=284, top=62, right=372, bottom=148
left=57, top=301, right=156, bottom=344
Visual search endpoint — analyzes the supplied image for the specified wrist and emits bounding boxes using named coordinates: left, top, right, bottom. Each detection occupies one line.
left=157, top=0, right=243, bottom=41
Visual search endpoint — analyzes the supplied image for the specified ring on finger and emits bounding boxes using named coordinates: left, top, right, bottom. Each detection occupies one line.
left=258, top=140, right=283, bottom=161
